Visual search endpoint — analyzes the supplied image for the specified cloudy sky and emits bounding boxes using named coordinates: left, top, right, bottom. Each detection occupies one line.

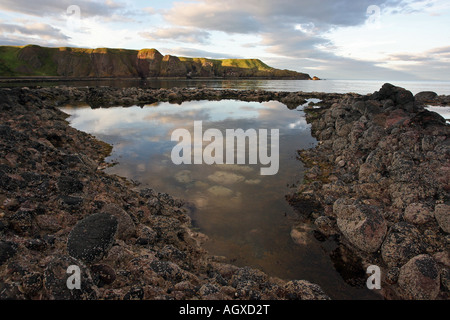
left=0, top=0, right=449, bottom=80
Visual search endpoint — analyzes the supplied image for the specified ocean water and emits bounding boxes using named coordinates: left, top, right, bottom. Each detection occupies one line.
left=3, top=78, right=450, bottom=95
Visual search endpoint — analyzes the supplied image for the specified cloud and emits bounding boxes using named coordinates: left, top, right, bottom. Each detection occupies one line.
left=0, top=0, right=126, bottom=18
left=160, top=0, right=422, bottom=80
left=164, top=1, right=261, bottom=34
left=0, top=22, right=69, bottom=40
left=0, top=22, right=71, bottom=46
left=140, top=27, right=210, bottom=44
left=163, top=0, right=404, bottom=34
left=382, top=46, right=450, bottom=80
left=385, top=46, right=450, bottom=64
left=164, top=47, right=243, bottom=59
left=260, top=50, right=417, bottom=80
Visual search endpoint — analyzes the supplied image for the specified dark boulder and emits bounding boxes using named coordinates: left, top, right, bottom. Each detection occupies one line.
left=0, top=241, right=17, bottom=265
left=398, top=254, right=440, bottom=300
left=381, top=222, right=424, bottom=267
left=43, top=255, right=97, bottom=299
left=415, top=91, right=438, bottom=104
left=67, top=213, right=118, bottom=263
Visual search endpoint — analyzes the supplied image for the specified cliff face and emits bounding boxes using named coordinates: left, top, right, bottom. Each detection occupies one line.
left=0, top=45, right=312, bottom=79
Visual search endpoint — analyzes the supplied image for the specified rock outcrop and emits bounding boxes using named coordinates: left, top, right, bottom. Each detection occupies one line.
left=296, top=83, right=449, bottom=300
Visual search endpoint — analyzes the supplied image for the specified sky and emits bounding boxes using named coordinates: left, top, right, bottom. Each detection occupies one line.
left=0, top=0, right=449, bottom=80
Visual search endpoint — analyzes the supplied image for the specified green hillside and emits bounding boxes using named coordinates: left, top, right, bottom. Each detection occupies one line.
left=0, top=44, right=312, bottom=79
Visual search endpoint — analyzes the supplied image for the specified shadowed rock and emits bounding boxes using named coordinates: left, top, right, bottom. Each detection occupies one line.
left=44, top=255, right=97, bottom=300
left=434, top=204, right=450, bottom=233
left=67, top=213, right=118, bottom=264
left=0, top=241, right=17, bottom=265
left=398, top=254, right=440, bottom=300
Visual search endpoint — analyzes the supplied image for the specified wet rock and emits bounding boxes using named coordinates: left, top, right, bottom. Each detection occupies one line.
left=199, top=283, right=222, bottom=299
left=123, top=286, right=145, bottom=300
left=25, top=238, right=47, bottom=251
left=231, top=268, right=266, bottom=300
left=283, top=280, right=330, bottom=300
left=100, top=203, right=136, bottom=240
left=375, top=83, right=415, bottom=106
left=404, top=203, right=434, bottom=225
left=157, top=245, right=187, bottom=265
left=398, top=254, right=440, bottom=300
left=0, top=282, right=24, bottom=299
left=60, top=195, right=84, bottom=207
left=415, top=91, right=438, bottom=104
left=86, top=88, right=109, bottom=108
left=433, top=251, right=450, bottom=268
left=35, top=214, right=61, bottom=232
left=0, top=241, right=17, bottom=265
left=57, top=175, right=84, bottom=194
left=290, top=224, right=314, bottom=246
left=333, top=198, right=387, bottom=253
left=44, top=255, right=97, bottom=299
left=0, top=220, right=7, bottom=235
left=384, top=109, right=411, bottom=129
left=314, top=216, right=338, bottom=237
left=8, top=210, right=34, bottom=234
left=149, top=260, right=184, bottom=282
left=434, top=204, right=450, bottom=233
left=381, top=222, right=424, bottom=268
left=21, top=272, right=43, bottom=296
left=135, top=225, right=158, bottom=246
left=67, top=213, right=118, bottom=263
left=386, top=267, right=400, bottom=285
left=441, top=268, right=450, bottom=292
left=90, top=264, right=116, bottom=287
left=330, top=244, right=366, bottom=287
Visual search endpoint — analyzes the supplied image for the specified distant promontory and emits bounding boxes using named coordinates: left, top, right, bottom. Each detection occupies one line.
left=0, top=45, right=313, bottom=80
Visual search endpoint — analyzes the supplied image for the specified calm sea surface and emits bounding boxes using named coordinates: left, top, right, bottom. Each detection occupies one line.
left=3, top=78, right=450, bottom=95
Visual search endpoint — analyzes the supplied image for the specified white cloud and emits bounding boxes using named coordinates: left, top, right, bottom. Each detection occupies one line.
left=140, top=27, right=210, bottom=44
left=0, top=0, right=448, bottom=80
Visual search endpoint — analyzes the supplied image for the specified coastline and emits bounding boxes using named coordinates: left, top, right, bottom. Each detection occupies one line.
left=0, top=76, right=317, bottom=84
left=0, top=86, right=333, bottom=300
left=0, top=84, right=448, bottom=300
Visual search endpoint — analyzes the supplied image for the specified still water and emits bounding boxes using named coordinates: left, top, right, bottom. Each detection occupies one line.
left=61, top=99, right=380, bottom=300
left=4, top=78, right=450, bottom=95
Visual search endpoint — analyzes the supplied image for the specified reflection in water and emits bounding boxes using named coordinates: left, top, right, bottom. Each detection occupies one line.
left=4, top=78, right=450, bottom=94
left=60, top=100, right=380, bottom=300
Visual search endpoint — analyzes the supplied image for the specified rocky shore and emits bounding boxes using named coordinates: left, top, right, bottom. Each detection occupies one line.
left=0, top=86, right=332, bottom=300
left=0, top=84, right=448, bottom=300
left=296, top=83, right=449, bottom=300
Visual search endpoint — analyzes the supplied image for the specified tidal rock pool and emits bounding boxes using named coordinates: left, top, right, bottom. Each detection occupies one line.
left=60, top=99, right=379, bottom=299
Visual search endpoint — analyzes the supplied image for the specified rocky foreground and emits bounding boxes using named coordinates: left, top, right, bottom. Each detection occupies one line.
left=295, top=84, right=449, bottom=300
left=0, top=84, right=448, bottom=300
left=0, top=86, right=336, bottom=300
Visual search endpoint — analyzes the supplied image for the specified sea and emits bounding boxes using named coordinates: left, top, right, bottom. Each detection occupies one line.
left=2, top=78, right=450, bottom=96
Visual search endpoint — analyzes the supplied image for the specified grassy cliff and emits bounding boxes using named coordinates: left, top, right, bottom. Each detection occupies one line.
left=0, top=45, right=312, bottom=79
